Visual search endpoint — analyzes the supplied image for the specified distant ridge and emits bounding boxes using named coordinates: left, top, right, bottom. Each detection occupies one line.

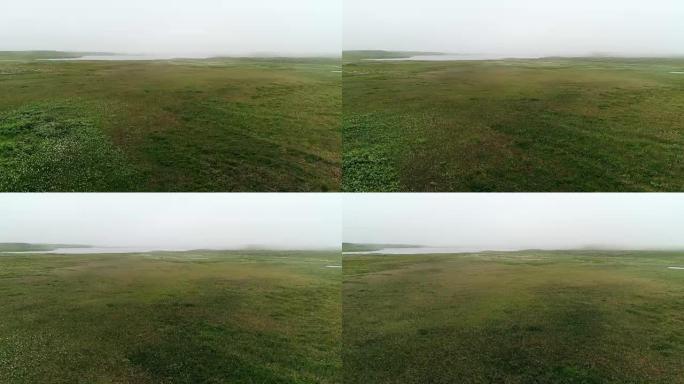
left=0, top=51, right=113, bottom=60
left=343, top=50, right=444, bottom=61
left=342, top=243, right=422, bottom=252
left=0, top=243, right=91, bottom=252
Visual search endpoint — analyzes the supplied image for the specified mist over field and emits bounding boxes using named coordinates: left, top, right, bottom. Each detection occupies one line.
left=343, top=194, right=684, bottom=251
left=0, top=0, right=341, bottom=56
left=344, top=0, right=684, bottom=57
left=0, top=194, right=341, bottom=250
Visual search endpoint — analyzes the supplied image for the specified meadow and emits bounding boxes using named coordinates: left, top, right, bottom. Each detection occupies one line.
left=0, top=52, right=341, bottom=192
left=343, top=52, right=684, bottom=191
left=343, top=250, right=684, bottom=383
left=0, top=249, right=341, bottom=383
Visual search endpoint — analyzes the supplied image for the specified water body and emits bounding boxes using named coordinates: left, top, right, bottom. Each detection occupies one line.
left=343, top=247, right=521, bottom=255
left=366, top=54, right=540, bottom=62
left=42, top=54, right=212, bottom=61
left=1, top=247, right=192, bottom=254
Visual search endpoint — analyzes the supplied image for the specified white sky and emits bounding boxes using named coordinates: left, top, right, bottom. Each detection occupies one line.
left=344, top=194, right=684, bottom=251
left=344, top=0, right=684, bottom=57
left=0, top=0, right=341, bottom=56
left=0, top=194, right=341, bottom=250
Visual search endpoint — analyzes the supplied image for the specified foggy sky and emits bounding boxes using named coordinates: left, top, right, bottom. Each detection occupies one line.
left=0, top=194, right=341, bottom=250
left=344, top=0, right=684, bottom=57
left=0, top=0, right=341, bottom=56
left=344, top=194, right=684, bottom=251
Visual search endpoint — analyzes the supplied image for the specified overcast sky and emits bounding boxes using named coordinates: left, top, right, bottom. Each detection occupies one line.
left=0, top=194, right=340, bottom=250
left=344, top=194, right=684, bottom=251
left=0, top=0, right=341, bottom=56
left=345, top=0, right=684, bottom=57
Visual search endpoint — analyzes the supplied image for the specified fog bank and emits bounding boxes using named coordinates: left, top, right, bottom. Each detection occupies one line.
left=344, top=0, right=684, bottom=57
left=344, top=194, right=684, bottom=251
left=1, top=0, right=341, bottom=56
left=0, top=194, right=341, bottom=250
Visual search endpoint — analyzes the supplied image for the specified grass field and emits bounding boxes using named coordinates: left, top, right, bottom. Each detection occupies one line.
left=343, top=250, right=684, bottom=383
left=0, top=52, right=341, bottom=192
left=0, top=250, right=341, bottom=383
left=343, top=52, right=684, bottom=191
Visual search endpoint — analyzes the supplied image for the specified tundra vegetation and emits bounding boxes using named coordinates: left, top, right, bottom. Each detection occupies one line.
left=0, top=248, right=341, bottom=383
left=0, top=51, right=341, bottom=192
left=344, top=248, right=684, bottom=383
left=343, top=51, right=684, bottom=191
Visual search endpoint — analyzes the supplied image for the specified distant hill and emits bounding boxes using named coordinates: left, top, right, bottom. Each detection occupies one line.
left=213, top=56, right=341, bottom=65
left=0, top=243, right=91, bottom=252
left=0, top=51, right=111, bottom=61
left=342, top=243, right=422, bottom=252
left=343, top=50, right=443, bottom=62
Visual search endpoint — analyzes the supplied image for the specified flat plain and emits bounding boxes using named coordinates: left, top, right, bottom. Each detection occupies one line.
left=343, top=250, right=684, bottom=383
left=0, top=249, right=341, bottom=383
left=343, top=52, right=684, bottom=191
left=0, top=52, right=341, bottom=192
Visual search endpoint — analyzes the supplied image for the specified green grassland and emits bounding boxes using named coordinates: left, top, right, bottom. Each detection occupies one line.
left=0, top=250, right=341, bottom=383
left=0, top=52, right=341, bottom=191
left=343, top=250, right=684, bottom=383
left=343, top=53, right=684, bottom=191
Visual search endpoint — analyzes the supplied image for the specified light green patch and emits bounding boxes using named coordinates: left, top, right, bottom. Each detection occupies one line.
left=0, top=103, right=140, bottom=191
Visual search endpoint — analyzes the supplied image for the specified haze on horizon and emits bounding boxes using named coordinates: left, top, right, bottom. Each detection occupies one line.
left=0, top=194, right=341, bottom=250
left=344, top=194, right=684, bottom=251
left=0, top=0, right=341, bottom=57
left=344, top=0, right=684, bottom=57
